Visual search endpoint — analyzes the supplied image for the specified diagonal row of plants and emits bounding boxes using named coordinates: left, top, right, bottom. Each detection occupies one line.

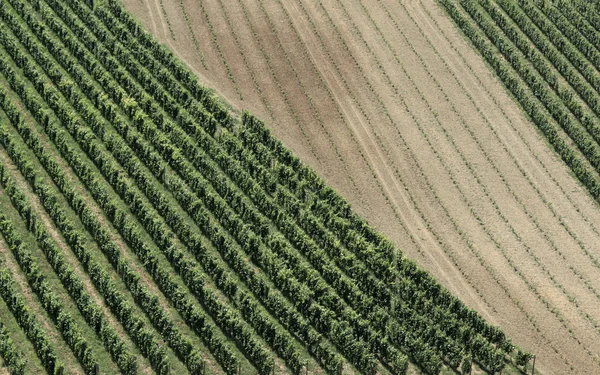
left=0, top=0, right=532, bottom=374
left=104, top=0, right=536, bottom=374
left=99, top=0, right=540, bottom=374
left=103, top=0, right=496, bottom=354
left=24, top=0, right=408, bottom=374
left=0, top=316, right=27, bottom=375
left=442, top=0, right=600, bottom=201
left=97, top=0, right=524, bottom=374
left=0, top=7, right=268, bottom=375
left=0, top=118, right=138, bottom=374
left=7, top=0, right=392, bottom=374
left=0, top=44, right=201, bottom=375
left=0, top=1, right=380, bottom=374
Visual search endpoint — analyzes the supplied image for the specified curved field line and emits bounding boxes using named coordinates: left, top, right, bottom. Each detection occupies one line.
left=157, top=0, right=175, bottom=40
left=194, top=0, right=243, bottom=100
left=249, top=0, right=367, bottom=203
left=271, top=2, right=428, bottom=265
left=214, top=0, right=273, bottom=120
left=308, top=0, right=596, bottom=368
left=289, top=0, right=431, bottom=255
left=401, top=0, right=600, bottom=325
left=231, top=0, right=325, bottom=170
left=178, top=0, right=207, bottom=70
left=293, top=0, right=522, bottom=319
left=398, top=0, right=600, bottom=357
left=272, top=0, right=424, bottom=259
left=418, top=0, right=600, bottom=261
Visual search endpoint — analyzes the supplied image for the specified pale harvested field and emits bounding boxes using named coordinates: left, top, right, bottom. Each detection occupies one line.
left=124, top=0, right=600, bottom=373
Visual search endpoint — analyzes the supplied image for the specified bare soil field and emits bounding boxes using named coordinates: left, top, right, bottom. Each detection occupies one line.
left=123, top=0, right=600, bottom=373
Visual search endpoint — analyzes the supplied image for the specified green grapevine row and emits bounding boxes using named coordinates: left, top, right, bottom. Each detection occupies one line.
left=0, top=73, right=174, bottom=374
left=41, top=0, right=395, bottom=371
left=0, top=319, right=27, bottom=375
left=47, top=1, right=407, bottom=372
left=555, top=0, right=600, bottom=54
left=32, top=2, right=349, bottom=373
left=1, top=2, right=304, bottom=372
left=0, top=267, right=64, bottom=375
left=0, top=29, right=222, bottom=375
left=102, top=0, right=231, bottom=127
left=0, top=213, right=99, bottom=374
left=0, top=112, right=137, bottom=374
left=238, top=112, right=509, bottom=351
left=231, top=115, right=508, bottom=368
left=488, top=0, right=600, bottom=145
left=442, top=0, right=600, bottom=196
left=95, top=0, right=520, bottom=372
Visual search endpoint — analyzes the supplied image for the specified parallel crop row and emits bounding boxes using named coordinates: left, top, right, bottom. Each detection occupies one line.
left=0, top=69, right=173, bottom=374
left=98, top=3, right=525, bottom=375
left=0, top=20, right=247, bottom=374
left=0, top=267, right=64, bottom=375
left=64, top=1, right=405, bottom=372
left=33, top=1, right=348, bottom=373
left=487, top=0, right=600, bottom=145
left=100, top=0, right=530, bottom=372
left=239, top=111, right=509, bottom=351
left=0, top=213, right=99, bottom=375
left=0, top=0, right=532, bottom=373
left=441, top=0, right=600, bottom=202
left=0, top=104, right=137, bottom=374
left=0, top=313, right=27, bottom=374
left=91, top=4, right=420, bottom=373
left=5, top=1, right=309, bottom=373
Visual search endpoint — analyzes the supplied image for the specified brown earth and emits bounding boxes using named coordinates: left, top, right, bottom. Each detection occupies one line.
left=123, top=0, right=600, bottom=373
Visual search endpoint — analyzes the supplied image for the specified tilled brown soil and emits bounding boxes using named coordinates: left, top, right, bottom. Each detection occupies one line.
left=123, top=0, right=600, bottom=373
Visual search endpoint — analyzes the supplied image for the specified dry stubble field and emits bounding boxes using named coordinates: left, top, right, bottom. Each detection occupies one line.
left=123, top=0, right=600, bottom=373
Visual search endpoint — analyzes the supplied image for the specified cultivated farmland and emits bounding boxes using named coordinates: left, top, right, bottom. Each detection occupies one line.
left=122, top=0, right=600, bottom=374
left=0, top=0, right=535, bottom=374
